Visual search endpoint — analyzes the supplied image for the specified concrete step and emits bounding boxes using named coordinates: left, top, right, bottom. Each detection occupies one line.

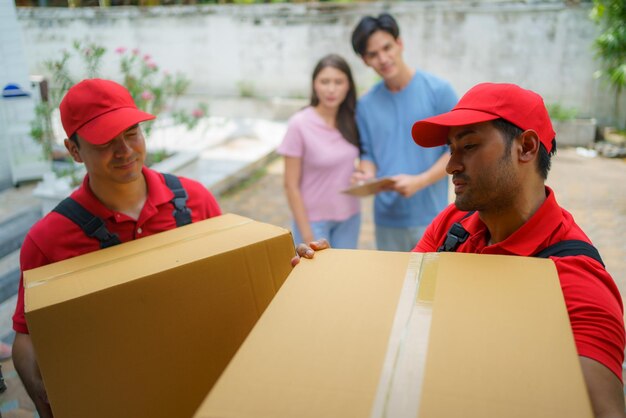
left=0, top=294, right=17, bottom=344
left=0, top=250, right=20, bottom=307
left=0, top=206, right=40, bottom=260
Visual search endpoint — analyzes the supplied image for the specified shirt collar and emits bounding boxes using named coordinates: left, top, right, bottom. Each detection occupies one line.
left=461, top=187, right=561, bottom=256
left=72, top=167, right=170, bottom=220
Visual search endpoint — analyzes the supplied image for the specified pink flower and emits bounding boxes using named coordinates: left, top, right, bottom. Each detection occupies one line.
left=192, top=108, right=204, bottom=118
left=163, top=70, right=171, bottom=77
left=140, top=90, right=155, bottom=101
left=143, top=54, right=151, bottom=61
left=115, top=47, right=127, bottom=54
left=132, top=48, right=140, bottom=56
left=147, top=62, right=158, bottom=70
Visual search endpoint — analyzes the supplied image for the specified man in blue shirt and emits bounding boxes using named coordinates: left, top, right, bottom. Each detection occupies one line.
left=352, top=13, right=458, bottom=251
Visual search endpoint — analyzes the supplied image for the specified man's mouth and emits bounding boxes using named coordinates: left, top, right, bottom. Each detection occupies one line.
left=115, top=159, right=137, bottom=170
left=452, top=177, right=468, bottom=194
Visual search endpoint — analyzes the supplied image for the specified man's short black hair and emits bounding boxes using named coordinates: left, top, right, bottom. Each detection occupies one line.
left=492, top=118, right=556, bottom=180
left=351, top=13, right=400, bottom=56
left=69, top=132, right=79, bottom=148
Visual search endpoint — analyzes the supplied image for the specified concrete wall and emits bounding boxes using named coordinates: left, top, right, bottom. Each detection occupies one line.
left=14, top=1, right=626, bottom=125
left=0, top=0, right=34, bottom=189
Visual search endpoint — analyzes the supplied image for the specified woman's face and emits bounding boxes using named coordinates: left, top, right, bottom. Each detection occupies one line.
left=313, top=66, right=350, bottom=111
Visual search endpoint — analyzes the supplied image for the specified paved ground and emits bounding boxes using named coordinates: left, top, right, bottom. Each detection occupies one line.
left=0, top=147, right=624, bottom=416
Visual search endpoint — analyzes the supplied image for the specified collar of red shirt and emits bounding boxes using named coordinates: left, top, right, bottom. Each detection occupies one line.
left=458, top=186, right=562, bottom=256
left=70, top=167, right=174, bottom=222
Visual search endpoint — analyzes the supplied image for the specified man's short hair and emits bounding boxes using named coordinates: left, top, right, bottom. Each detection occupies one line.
left=69, top=132, right=80, bottom=148
left=351, top=13, right=400, bottom=56
left=492, top=118, right=556, bottom=179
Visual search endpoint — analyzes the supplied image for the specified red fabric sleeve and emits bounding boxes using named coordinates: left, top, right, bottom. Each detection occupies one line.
left=555, top=256, right=625, bottom=382
left=179, top=177, right=221, bottom=220
left=13, top=234, right=51, bottom=334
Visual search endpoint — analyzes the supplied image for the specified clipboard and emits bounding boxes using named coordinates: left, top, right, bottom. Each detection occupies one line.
left=341, top=177, right=395, bottom=197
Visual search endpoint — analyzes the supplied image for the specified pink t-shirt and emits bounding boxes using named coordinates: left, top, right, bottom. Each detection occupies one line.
left=277, top=106, right=360, bottom=222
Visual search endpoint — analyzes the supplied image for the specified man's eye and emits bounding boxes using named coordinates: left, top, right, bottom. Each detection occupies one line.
left=464, top=144, right=476, bottom=150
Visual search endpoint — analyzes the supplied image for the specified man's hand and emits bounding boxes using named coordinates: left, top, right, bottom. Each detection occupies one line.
left=351, top=170, right=374, bottom=185
left=352, top=160, right=377, bottom=185
left=13, top=332, right=54, bottom=418
left=391, top=173, right=427, bottom=197
left=290, top=239, right=330, bottom=267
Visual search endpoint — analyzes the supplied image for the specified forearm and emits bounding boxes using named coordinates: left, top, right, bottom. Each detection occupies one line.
left=13, top=333, right=54, bottom=417
left=395, top=153, right=449, bottom=197
left=284, top=186, right=314, bottom=242
left=580, top=356, right=626, bottom=418
left=358, top=160, right=377, bottom=178
left=419, top=152, right=449, bottom=187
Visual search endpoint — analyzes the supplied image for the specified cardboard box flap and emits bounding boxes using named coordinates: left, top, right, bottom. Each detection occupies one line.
left=196, top=249, right=412, bottom=418
left=195, top=250, right=592, bottom=418
left=417, top=252, right=592, bottom=418
left=24, top=213, right=253, bottom=287
left=25, top=214, right=290, bottom=311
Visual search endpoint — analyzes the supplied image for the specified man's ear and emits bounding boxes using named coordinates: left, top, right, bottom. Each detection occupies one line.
left=518, top=130, right=540, bottom=164
left=64, top=138, right=83, bottom=163
left=396, top=36, right=404, bottom=50
left=360, top=54, right=372, bottom=69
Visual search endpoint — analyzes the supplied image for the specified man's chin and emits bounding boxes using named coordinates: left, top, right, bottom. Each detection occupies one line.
left=454, top=199, right=475, bottom=212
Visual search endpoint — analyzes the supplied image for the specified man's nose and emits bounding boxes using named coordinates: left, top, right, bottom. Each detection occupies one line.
left=112, top=136, right=132, bottom=156
left=446, top=153, right=461, bottom=175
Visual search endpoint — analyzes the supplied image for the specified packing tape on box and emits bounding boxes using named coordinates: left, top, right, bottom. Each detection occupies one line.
left=370, top=252, right=438, bottom=418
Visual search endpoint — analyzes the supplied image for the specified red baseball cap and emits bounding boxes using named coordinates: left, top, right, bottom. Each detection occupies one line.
left=411, top=83, right=555, bottom=153
left=60, top=79, right=155, bottom=145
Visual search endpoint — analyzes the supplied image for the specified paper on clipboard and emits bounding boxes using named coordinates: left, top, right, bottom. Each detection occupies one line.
left=341, top=177, right=395, bottom=197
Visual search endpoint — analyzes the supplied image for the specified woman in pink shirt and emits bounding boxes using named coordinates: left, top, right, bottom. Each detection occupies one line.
left=278, top=54, right=361, bottom=248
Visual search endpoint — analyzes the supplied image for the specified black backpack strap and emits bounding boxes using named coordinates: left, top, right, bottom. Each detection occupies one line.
left=52, top=198, right=121, bottom=249
left=162, top=173, right=192, bottom=227
left=534, top=240, right=605, bottom=267
left=438, top=211, right=475, bottom=252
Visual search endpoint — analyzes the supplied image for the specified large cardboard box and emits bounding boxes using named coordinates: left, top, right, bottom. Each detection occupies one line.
left=194, top=250, right=593, bottom=418
left=24, top=214, right=294, bottom=418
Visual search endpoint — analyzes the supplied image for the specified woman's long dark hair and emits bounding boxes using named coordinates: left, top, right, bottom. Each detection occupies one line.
left=310, top=54, right=360, bottom=149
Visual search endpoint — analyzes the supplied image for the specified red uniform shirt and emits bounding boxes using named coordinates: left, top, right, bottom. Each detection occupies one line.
left=13, top=167, right=221, bottom=334
left=414, top=187, right=625, bottom=381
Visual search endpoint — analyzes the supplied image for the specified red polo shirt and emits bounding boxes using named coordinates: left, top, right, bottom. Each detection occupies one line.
left=414, top=187, right=625, bottom=381
left=13, top=167, right=221, bottom=334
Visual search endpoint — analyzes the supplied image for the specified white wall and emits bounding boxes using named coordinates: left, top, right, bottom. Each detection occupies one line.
left=0, top=0, right=33, bottom=189
left=14, top=1, right=626, bottom=125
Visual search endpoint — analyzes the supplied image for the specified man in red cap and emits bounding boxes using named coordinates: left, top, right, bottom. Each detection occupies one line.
left=296, top=82, right=625, bottom=416
left=11, top=78, right=221, bottom=417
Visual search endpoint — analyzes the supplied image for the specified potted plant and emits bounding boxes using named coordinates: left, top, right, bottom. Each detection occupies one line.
left=547, top=103, right=597, bottom=148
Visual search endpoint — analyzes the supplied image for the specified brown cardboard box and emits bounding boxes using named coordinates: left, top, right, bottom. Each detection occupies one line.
left=24, top=213, right=294, bottom=418
left=194, top=250, right=593, bottom=418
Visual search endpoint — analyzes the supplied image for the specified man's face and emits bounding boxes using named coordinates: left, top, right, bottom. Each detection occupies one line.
left=66, top=125, right=146, bottom=186
left=361, top=30, right=404, bottom=80
left=446, top=121, right=521, bottom=213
